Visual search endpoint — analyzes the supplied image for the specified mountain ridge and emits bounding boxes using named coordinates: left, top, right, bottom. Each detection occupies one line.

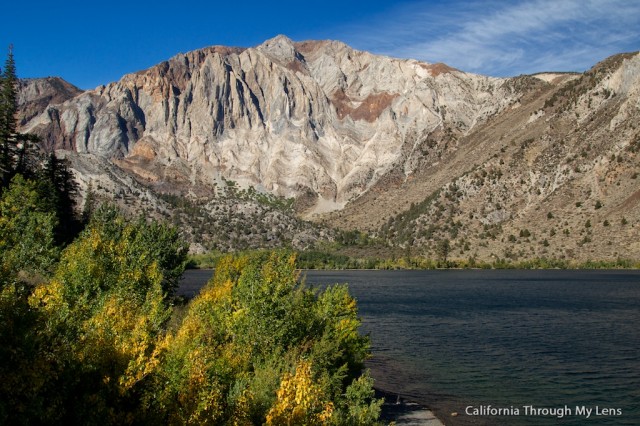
left=21, top=36, right=524, bottom=209
left=16, top=38, right=640, bottom=260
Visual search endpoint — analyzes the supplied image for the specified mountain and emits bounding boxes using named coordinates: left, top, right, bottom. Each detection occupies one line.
left=18, top=37, right=640, bottom=261
left=328, top=53, right=640, bottom=262
left=21, top=35, right=524, bottom=211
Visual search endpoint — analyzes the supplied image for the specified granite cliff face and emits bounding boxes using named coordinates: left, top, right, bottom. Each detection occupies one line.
left=22, top=35, right=522, bottom=212
left=17, top=38, right=640, bottom=260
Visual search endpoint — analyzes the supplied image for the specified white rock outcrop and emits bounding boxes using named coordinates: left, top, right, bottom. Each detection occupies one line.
left=23, top=36, right=525, bottom=211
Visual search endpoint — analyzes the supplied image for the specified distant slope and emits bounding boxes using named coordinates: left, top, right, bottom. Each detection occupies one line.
left=324, top=53, right=640, bottom=261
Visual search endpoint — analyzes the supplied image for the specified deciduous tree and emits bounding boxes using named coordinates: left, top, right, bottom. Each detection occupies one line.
left=0, top=174, right=58, bottom=276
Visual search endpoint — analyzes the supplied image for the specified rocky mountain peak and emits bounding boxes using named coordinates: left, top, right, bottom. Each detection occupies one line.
left=17, top=77, right=83, bottom=126
left=257, top=34, right=298, bottom=62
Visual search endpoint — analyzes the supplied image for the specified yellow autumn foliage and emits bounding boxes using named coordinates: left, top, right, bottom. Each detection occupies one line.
left=266, top=360, right=334, bottom=426
left=29, top=278, right=65, bottom=313
left=18, top=211, right=176, bottom=424
left=7, top=237, right=381, bottom=425
left=146, top=251, right=380, bottom=425
left=80, top=289, right=168, bottom=393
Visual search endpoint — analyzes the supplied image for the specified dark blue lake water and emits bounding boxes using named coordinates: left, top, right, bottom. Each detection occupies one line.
left=179, top=269, right=640, bottom=426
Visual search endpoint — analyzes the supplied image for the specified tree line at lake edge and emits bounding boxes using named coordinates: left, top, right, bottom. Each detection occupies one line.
left=189, top=249, right=640, bottom=270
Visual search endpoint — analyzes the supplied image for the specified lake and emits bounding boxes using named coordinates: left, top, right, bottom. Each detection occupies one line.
left=179, top=269, right=640, bottom=425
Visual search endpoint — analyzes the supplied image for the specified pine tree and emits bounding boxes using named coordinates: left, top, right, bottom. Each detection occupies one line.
left=81, top=181, right=96, bottom=225
left=436, top=238, right=451, bottom=263
left=39, top=151, right=81, bottom=244
left=0, top=45, right=17, bottom=186
left=0, top=46, right=41, bottom=188
left=0, top=63, right=3, bottom=163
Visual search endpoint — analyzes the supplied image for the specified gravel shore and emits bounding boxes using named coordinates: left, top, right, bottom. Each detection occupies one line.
left=378, top=390, right=445, bottom=425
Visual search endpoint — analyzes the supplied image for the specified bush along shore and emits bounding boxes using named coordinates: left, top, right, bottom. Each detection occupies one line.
left=0, top=175, right=383, bottom=424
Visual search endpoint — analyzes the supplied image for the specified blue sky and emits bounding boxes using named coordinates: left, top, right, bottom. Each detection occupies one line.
left=2, top=0, right=639, bottom=89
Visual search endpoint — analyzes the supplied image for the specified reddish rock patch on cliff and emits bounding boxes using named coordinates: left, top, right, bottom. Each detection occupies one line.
left=128, top=140, right=157, bottom=161
left=420, top=62, right=459, bottom=77
left=331, top=89, right=397, bottom=122
left=294, top=40, right=329, bottom=56
left=286, top=60, right=307, bottom=74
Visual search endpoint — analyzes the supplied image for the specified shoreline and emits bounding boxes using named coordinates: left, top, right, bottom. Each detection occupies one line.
left=185, top=265, right=640, bottom=272
left=187, top=250, right=640, bottom=271
left=377, top=389, right=446, bottom=426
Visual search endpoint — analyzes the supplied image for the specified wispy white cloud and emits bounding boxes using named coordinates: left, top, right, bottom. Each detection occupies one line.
left=342, top=0, right=640, bottom=76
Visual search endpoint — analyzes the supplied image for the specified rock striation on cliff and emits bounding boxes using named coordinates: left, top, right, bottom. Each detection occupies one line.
left=22, top=35, right=523, bottom=212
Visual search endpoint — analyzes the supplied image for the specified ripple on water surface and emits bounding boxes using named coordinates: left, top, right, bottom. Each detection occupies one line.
left=301, top=269, right=640, bottom=426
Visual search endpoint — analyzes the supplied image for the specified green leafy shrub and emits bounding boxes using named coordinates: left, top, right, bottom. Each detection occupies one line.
left=148, top=251, right=381, bottom=425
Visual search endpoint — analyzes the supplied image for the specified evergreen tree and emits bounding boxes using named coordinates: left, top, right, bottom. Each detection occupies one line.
left=0, top=46, right=18, bottom=186
left=0, top=46, right=41, bottom=188
left=38, top=151, right=82, bottom=244
left=0, top=48, right=80, bottom=243
left=14, top=132, right=41, bottom=179
left=81, top=181, right=96, bottom=224
left=0, top=46, right=42, bottom=187
left=0, top=47, right=17, bottom=137
left=436, top=238, right=451, bottom=263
